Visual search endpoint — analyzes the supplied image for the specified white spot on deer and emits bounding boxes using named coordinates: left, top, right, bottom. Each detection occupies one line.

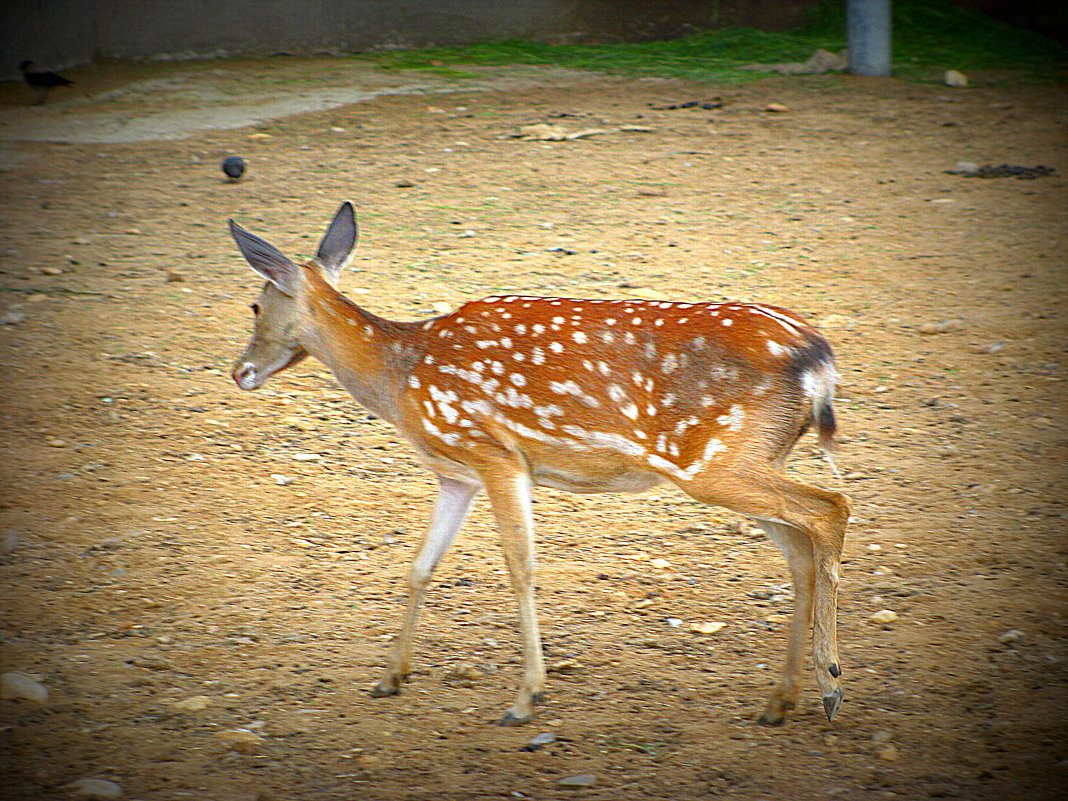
left=661, top=353, right=679, bottom=374
left=600, top=331, right=615, bottom=344
left=510, top=373, right=527, bottom=387
left=534, top=403, right=564, bottom=419
left=605, top=317, right=617, bottom=326
left=500, top=337, right=513, bottom=349
left=463, top=325, right=479, bottom=334
left=674, top=416, right=700, bottom=435
left=646, top=404, right=658, bottom=416
left=563, top=426, right=645, bottom=457
left=514, top=323, right=527, bottom=335
left=424, top=355, right=435, bottom=365
left=624, top=331, right=636, bottom=345
left=701, top=437, right=727, bottom=460
left=721, top=318, right=733, bottom=327
left=655, top=318, right=665, bottom=327
left=692, top=336, right=707, bottom=351
left=531, top=347, right=546, bottom=365
left=597, top=361, right=611, bottom=376
left=408, top=375, right=421, bottom=389
left=582, top=359, right=594, bottom=371
left=621, top=402, right=639, bottom=420
left=461, top=399, right=491, bottom=416
left=717, top=404, right=745, bottom=432
left=422, top=400, right=436, bottom=418
left=662, top=392, right=676, bottom=407
left=767, top=340, right=790, bottom=357
left=632, top=317, right=643, bottom=325
left=512, top=352, right=526, bottom=362
left=491, top=361, right=505, bottom=375
left=607, top=384, right=627, bottom=403
left=532, top=323, right=546, bottom=335
left=701, top=395, right=716, bottom=407
left=549, top=341, right=564, bottom=354
left=572, top=331, right=588, bottom=344
left=476, top=339, right=497, bottom=349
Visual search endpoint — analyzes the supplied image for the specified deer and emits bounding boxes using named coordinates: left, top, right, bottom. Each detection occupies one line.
left=228, top=201, right=851, bottom=727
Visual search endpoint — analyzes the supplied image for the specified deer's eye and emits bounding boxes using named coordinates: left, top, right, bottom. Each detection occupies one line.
left=250, top=303, right=261, bottom=315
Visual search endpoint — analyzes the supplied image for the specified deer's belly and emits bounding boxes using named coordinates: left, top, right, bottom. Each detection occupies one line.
left=531, top=463, right=666, bottom=494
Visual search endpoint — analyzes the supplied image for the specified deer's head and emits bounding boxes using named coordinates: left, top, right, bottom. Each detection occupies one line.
left=229, top=202, right=357, bottom=390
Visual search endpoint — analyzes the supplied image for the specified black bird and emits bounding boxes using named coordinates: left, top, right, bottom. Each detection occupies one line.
left=19, top=60, right=74, bottom=104
left=222, top=156, right=246, bottom=183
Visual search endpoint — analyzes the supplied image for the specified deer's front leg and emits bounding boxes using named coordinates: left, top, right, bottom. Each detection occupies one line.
left=372, top=475, right=480, bottom=698
left=481, top=468, right=545, bottom=726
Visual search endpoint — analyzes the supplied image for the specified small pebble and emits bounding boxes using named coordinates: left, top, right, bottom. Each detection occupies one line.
left=272, top=474, right=293, bottom=486
left=0, top=309, right=26, bottom=325
left=1, top=530, right=18, bottom=555
left=997, top=629, right=1025, bottom=645
left=918, top=319, right=965, bottom=335
left=1, top=671, right=49, bottom=703
left=523, top=732, right=557, bottom=751
left=869, top=609, right=898, bottom=625
left=650, top=558, right=671, bottom=569
left=62, top=779, right=123, bottom=798
left=943, top=70, right=968, bottom=87
left=689, top=621, right=726, bottom=635
left=558, top=774, right=598, bottom=787
left=173, top=695, right=211, bottom=711
left=874, top=743, right=900, bottom=761
left=764, top=102, right=789, bottom=112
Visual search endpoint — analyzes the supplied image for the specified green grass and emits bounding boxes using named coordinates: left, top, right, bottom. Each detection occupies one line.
left=356, top=0, right=1066, bottom=84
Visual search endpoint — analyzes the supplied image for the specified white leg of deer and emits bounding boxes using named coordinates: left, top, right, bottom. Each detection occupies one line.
left=372, top=475, right=481, bottom=698
left=752, top=517, right=815, bottom=726
left=481, top=467, right=545, bottom=726
left=677, top=468, right=848, bottom=722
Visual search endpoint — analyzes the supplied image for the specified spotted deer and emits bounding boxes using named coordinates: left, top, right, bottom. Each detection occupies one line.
left=229, top=202, right=851, bottom=726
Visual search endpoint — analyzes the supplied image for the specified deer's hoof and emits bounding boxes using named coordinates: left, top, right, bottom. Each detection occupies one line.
left=822, top=688, right=844, bottom=722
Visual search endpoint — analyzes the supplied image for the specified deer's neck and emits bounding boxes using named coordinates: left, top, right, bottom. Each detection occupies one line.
left=299, top=267, right=425, bottom=425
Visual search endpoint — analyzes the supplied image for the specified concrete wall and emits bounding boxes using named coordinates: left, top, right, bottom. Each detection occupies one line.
left=3, top=0, right=821, bottom=79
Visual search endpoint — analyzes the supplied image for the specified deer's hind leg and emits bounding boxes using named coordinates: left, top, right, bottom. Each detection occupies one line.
left=676, top=466, right=850, bottom=723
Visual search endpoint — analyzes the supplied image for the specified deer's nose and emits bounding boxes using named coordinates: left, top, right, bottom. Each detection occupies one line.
left=232, top=362, right=259, bottom=390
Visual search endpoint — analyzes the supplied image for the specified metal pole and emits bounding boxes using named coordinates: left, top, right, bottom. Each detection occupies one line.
left=847, top=0, right=892, bottom=77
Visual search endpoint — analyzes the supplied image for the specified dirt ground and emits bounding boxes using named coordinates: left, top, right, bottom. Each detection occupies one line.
left=0, top=58, right=1066, bottom=801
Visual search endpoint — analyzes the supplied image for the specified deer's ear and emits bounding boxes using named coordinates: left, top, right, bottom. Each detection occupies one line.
left=229, top=219, right=300, bottom=296
left=314, top=201, right=358, bottom=281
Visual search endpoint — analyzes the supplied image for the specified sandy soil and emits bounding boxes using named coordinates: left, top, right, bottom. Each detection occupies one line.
left=0, top=58, right=1066, bottom=801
